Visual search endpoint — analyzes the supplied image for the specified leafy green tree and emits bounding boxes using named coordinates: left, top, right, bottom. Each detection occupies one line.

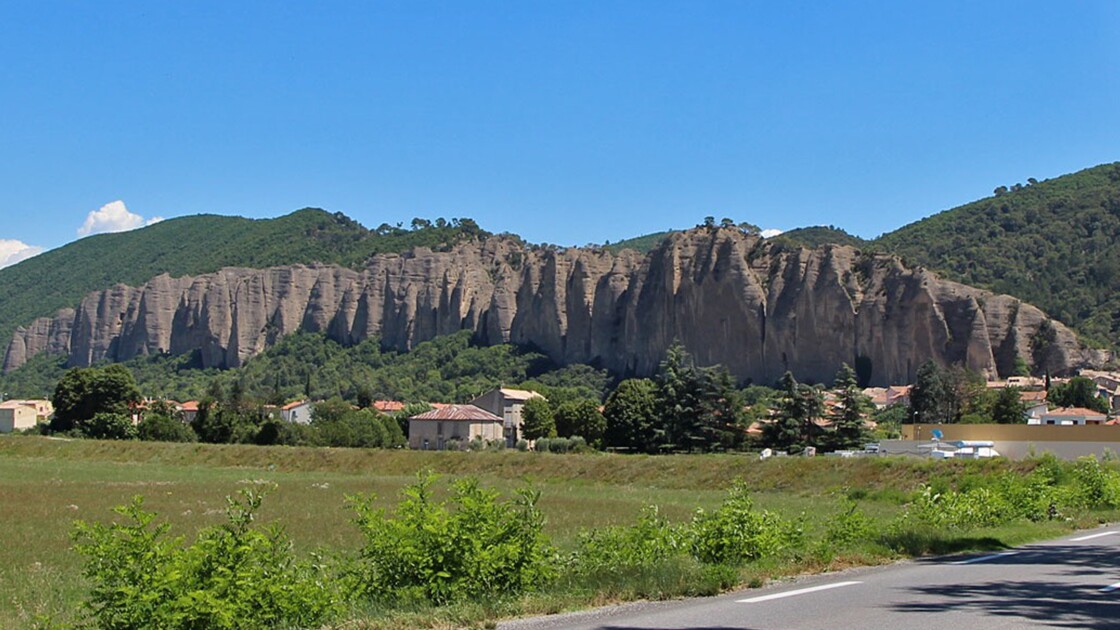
left=831, top=363, right=870, bottom=449
left=553, top=400, right=606, bottom=446
left=696, top=367, right=745, bottom=451
left=603, top=378, right=660, bottom=453
left=79, top=412, right=137, bottom=440
left=312, top=397, right=354, bottom=423
left=656, top=343, right=704, bottom=451
left=990, top=386, right=1027, bottom=424
left=50, top=365, right=142, bottom=433
left=137, top=413, right=197, bottom=442
left=521, top=397, right=556, bottom=441
left=908, top=360, right=948, bottom=424
left=379, top=414, right=407, bottom=447
left=193, top=406, right=256, bottom=444
left=1048, top=376, right=1109, bottom=413
left=316, top=409, right=387, bottom=448
left=762, top=372, right=806, bottom=451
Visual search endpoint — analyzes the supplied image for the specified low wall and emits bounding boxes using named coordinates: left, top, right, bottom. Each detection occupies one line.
left=896, top=424, right=1120, bottom=459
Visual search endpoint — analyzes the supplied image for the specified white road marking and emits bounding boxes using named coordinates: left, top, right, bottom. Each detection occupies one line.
left=1071, top=531, right=1117, bottom=542
left=736, top=581, right=862, bottom=603
left=1100, top=582, right=1120, bottom=593
left=951, top=551, right=1019, bottom=565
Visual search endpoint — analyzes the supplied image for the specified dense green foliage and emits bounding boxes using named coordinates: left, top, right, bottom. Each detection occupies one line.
left=71, top=490, right=338, bottom=630
left=1047, top=376, right=1110, bottom=413
left=1, top=330, right=593, bottom=405
left=50, top=365, right=142, bottom=434
left=0, top=209, right=489, bottom=344
left=349, top=472, right=554, bottom=606
left=874, top=162, right=1120, bottom=348
left=771, top=225, right=867, bottom=249
left=602, top=230, right=677, bottom=253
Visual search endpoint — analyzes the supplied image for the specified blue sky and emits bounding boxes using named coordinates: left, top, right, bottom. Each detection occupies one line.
left=2, top=1, right=1118, bottom=266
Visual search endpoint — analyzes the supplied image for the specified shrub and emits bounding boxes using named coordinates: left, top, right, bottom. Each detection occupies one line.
left=571, top=506, right=687, bottom=578
left=137, top=413, right=197, bottom=442
left=349, top=472, right=554, bottom=605
left=79, top=412, right=137, bottom=440
left=70, top=490, right=338, bottom=629
left=1068, top=456, right=1120, bottom=509
left=824, top=499, right=874, bottom=547
left=689, top=481, right=797, bottom=565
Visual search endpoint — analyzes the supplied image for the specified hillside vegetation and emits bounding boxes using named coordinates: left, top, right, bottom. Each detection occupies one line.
left=774, top=225, right=867, bottom=249
left=875, top=162, right=1120, bottom=348
left=0, top=330, right=610, bottom=404
left=0, top=209, right=487, bottom=343
left=603, top=229, right=677, bottom=253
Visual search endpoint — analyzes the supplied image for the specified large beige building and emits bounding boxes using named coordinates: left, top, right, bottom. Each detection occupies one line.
left=408, top=404, right=505, bottom=450
left=470, top=387, right=545, bottom=446
left=0, top=399, right=53, bottom=433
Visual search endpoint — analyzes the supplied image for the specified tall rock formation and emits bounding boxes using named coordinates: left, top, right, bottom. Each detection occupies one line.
left=3, top=228, right=1105, bottom=385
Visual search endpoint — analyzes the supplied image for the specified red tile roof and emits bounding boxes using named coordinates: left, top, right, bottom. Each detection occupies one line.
left=282, top=400, right=310, bottom=411
left=410, top=404, right=503, bottom=422
left=1044, top=407, right=1106, bottom=417
left=372, top=400, right=405, bottom=413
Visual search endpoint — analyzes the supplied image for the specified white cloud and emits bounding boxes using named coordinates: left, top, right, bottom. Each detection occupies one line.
left=77, top=200, right=162, bottom=237
left=0, top=239, right=45, bottom=269
left=760, top=228, right=784, bottom=238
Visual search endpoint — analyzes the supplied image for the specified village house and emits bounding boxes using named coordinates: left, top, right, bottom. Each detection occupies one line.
left=470, top=387, right=545, bottom=446
left=1031, top=407, right=1108, bottom=426
left=280, top=400, right=314, bottom=424
left=862, top=385, right=911, bottom=410
left=0, top=399, right=52, bottom=433
left=180, top=400, right=201, bottom=424
left=1020, top=390, right=1049, bottom=421
left=408, top=404, right=505, bottom=450
left=373, top=400, right=405, bottom=414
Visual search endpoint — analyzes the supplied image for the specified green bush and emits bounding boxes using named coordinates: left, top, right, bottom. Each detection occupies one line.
left=571, top=506, right=687, bottom=578
left=79, top=412, right=137, bottom=441
left=136, top=414, right=197, bottom=442
left=70, top=490, right=338, bottom=629
left=689, top=481, right=797, bottom=565
left=349, top=472, right=555, bottom=605
left=1068, top=456, right=1120, bottom=509
left=824, top=499, right=874, bottom=547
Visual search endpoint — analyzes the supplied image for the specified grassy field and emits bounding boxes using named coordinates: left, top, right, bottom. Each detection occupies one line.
left=0, top=436, right=1112, bottom=629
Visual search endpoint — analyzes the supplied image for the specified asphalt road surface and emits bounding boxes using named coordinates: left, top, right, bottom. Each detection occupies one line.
left=500, top=527, right=1120, bottom=629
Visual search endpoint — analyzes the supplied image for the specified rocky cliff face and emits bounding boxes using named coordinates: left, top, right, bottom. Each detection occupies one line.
left=3, top=229, right=1106, bottom=385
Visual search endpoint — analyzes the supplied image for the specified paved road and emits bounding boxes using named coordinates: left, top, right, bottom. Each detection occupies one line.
left=500, top=527, right=1120, bottom=629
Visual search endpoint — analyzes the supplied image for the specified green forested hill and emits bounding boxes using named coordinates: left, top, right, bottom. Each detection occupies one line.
left=873, top=162, right=1120, bottom=348
left=0, top=209, right=487, bottom=343
left=603, top=230, right=677, bottom=254
left=772, top=226, right=867, bottom=249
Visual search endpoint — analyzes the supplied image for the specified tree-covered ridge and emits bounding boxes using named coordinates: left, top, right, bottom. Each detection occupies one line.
left=603, top=229, right=678, bottom=254
left=873, top=162, right=1120, bottom=348
left=772, top=225, right=867, bottom=249
left=0, top=209, right=488, bottom=344
left=0, top=330, right=610, bottom=405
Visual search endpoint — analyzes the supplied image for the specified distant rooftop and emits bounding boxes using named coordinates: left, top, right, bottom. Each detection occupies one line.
left=410, top=404, right=503, bottom=422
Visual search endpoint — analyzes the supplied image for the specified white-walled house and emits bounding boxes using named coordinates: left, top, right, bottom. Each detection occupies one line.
left=280, top=400, right=314, bottom=424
